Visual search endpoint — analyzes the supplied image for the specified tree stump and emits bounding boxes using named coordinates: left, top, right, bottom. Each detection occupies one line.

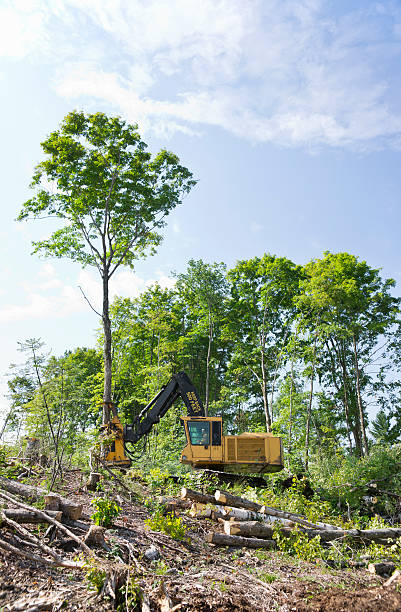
left=86, top=472, right=101, bottom=492
left=44, top=494, right=60, bottom=512
left=84, top=525, right=107, bottom=548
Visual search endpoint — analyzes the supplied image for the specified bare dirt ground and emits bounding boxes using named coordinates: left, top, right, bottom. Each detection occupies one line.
left=1, top=471, right=400, bottom=611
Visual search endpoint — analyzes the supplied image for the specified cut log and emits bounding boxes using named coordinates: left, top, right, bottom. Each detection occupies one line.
left=224, top=521, right=401, bottom=545
left=0, top=509, right=62, bottom=524
left=44, top=493, right=60, bottom=511
left=189, top=504, right=226, bottom=521
left=215, top=490, right=262, bottom=512
left=86, top=472, right=101, bottom=492
left=0, top=475, right=82, bottom=520
left=260, top=504, right=328, bottom=530
left=222, top=506, right=295, bottom=527
left=368, top=562, right=396, bottom=576
left=205, top=531, right=276, bottom=549
left=181, top=487, right=217, bottom=506
left=224, top=520, right=274, bottom=539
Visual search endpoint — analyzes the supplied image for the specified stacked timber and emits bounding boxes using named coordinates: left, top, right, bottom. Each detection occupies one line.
left=182, top=487, right=401, bottom=551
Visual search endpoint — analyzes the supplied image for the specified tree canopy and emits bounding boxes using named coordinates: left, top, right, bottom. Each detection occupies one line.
left=18, top=111, right=196, bottom=422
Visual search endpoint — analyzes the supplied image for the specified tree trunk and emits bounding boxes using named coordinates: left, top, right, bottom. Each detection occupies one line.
left=260, top=349, right=271, bottom=432
left=205, top=532, right=276, bottom=549
left=305, top=334, right=317, bottom=470
left=103, top=273, right=112, bottom=423
left=353, top=334, right=369, bottom=456
left=205, top=304, right=212, bottom=416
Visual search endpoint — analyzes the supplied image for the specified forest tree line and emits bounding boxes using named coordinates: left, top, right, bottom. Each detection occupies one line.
left=5, top=250, right=401, bottom=472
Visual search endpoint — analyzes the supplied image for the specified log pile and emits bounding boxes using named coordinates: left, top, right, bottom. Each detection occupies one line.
left=181, top=487, right=401, bottom=553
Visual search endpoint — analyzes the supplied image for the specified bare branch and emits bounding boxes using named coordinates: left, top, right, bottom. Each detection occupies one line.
left=79, top=286, right=102, bottom=317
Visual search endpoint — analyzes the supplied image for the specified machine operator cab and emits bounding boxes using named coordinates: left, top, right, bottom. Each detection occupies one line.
left=180, top=415, right=284, bottom=474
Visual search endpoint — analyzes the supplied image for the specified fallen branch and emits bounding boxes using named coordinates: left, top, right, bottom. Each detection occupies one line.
left=0, top=511, right=80, bottom=568
left=0, top=489, right=93, bottom=557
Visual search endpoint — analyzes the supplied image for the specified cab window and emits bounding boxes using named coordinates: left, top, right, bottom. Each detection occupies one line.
left=188, top=421, right=210, bottom=445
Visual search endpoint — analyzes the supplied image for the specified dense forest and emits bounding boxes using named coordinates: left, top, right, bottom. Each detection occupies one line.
left=5, top=250, right=401, bottom=490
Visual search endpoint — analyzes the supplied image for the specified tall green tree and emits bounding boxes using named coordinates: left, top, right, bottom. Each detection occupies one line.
left=227, top=255, right=301, bottom=431
left=18, top=111, right=196, bottom=424
left=176, top=260, right=229, bottom=415
left=297, top=252, right=400, bottom=456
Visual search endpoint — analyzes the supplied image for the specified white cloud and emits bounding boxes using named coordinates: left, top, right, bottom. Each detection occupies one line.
left=4, top=0, right=401, bottom=149
left=0, top=265, right=175, bottom=323
left=0, top=0, right=48, bottom=59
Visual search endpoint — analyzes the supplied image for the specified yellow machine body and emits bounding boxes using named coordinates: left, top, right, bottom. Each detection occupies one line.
left=180, top=416, right=283, bottom=474
left=102, top=415, right=131, bottom=468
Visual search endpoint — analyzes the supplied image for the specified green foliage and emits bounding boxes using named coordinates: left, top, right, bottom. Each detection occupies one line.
left=83, top=557, right=106, bottom=593
left=273, top=526, right=323, bottom=562
left=145, top=511, right=188, bottom=541
left=366, top=537, right=401, bottom=567
left=309, top=444, right=401, bottom=515
left=91, top=496, right=122, bottom=528
left=117, top=571, right=141, bottom=612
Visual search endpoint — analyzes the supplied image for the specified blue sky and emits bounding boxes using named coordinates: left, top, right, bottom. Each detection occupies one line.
left=1, top=0, right=401, bottom=421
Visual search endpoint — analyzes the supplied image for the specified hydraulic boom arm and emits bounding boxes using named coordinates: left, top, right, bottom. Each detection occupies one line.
left=124, top=372, right=205, bottom=446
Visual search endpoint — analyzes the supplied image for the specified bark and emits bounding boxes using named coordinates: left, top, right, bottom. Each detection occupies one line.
left=0, top=475, right=82, bottom=520
left=103, top=272, right=112, bottom=422
left=189, top=505, right=226, bottom=521
left=214, top=490, right=263, bottom=513
left=224, top=520, right=275, bottom=539
left=260, top=504, right=336, bottom=529
left=205, top=532, right=276, bottom=549
left=222, top=506, right=278, bottom=523
left=305, top=333, right=317, bottom=470
left=353, top=334, right=369, bottom=456
left=86, top=472, right=101, bottom=492
left=180, top=488, right=218, bottom=506
left=225, top=521, right=401, bottom=544
left=0, top=509, right=62, bottom=524
left=205, top=303, right=212, bottom=416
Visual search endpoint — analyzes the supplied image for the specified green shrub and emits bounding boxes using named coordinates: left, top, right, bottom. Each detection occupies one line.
left=83, top=557, right=106, bottom=593
left=145, top=511, right=188, bottom=541
left=91, top=496, right=122, bottom=528
left=273, top=526, right=323, bottom=562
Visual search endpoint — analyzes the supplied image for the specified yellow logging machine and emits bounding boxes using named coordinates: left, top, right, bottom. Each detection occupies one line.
left=102, top=372, right=283, bottom=476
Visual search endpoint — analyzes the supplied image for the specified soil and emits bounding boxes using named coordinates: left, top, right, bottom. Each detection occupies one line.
left=1, top=470, right=400, bottom=611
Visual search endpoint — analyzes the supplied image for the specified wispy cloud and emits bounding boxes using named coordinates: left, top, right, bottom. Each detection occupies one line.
left=2, top=0, right=401, bottom=149
left=0, top=264, right=175, bottom=323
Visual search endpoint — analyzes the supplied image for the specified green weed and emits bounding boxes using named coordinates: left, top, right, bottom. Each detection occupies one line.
left=91, top=496, right=122, bottom=528
left=145, top=511, right=188, bottom=541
